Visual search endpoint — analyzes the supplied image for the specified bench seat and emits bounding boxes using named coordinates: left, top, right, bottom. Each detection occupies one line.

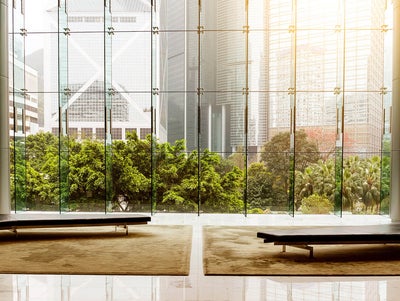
left=0, top=213, right=151, bottom=235
left=257, top=224, right=400, bottom=258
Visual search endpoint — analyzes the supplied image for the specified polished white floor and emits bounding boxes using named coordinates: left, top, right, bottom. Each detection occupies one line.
left=1, top=213, right=400, bottom=301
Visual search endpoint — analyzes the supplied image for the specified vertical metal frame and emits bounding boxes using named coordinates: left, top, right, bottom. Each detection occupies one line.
left=151, top=0, right=159, bottom=215
left=58, top=0, right=69, bottom=212
left=197, top=0, right=202, bottom=215
left=244, top=0, right=249, bottom=216
left=331, top=0, right=345, bottom=217
left=288, top=0, right=297, bottom=216
left=104, top=0, right=113, bottom=212
left=12, top=0, right=26, bottom=211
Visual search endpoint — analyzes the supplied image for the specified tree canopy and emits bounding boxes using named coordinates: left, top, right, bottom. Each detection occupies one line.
left=10, top=130, right=388, bottom=215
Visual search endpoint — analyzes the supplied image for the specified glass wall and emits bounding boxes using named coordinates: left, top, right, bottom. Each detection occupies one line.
left=9, top=0, right=392, bottom=215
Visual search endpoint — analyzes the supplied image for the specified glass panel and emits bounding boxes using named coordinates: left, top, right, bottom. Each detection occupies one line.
left=296, top=0, right=340, bottom=30
left=158, top=0, right=197, bottom=31
left=159, top=20, right=198, bottom=170
left=67, top=0, right=104, bottom=32
left=247, top=0, right=269, bottom=32
left=12, top=0, right=24, bottom=35
left=200, top=92, right=245, bottom=214
left=345, top=0, right=386, bottom=30
left=199, top=150, right=244, bottom=214
left=7, top=0, right=393, bottom=217
left=13, top=99, right=26, bottom=211
left=111, top=0, right=152, bottom=32
left=294, top=93, right=336, bottom=215
left=296, top=30, right=339, bottom=92
left=202, top=31, right=245, bottom=92
left=200, top=92, right=222, bottom=153
left=24, top=93, right=60, bottom=211
left=159, top=31, right=198, bottom=93
left=111, top=131, right=151, bottom=212
left=66, top=33, right=104, bottom=93
left=112, top=32, right=151, bottom=93
left=266, top=30, right=292, bottom=92
left=201, top=0, right=245, bottom=31
left=25, top=33, right=59, bottom=93
left=110, top=93, right=152, bottom=212
left=259, top=129, right=291, bottom=213
left=154, top=145, right=197, bottom=214
left=381, top=23, right=392, bottom=215
left=345, top=30, right=385, bottom=92
left=343, top=92, right=383, bottom=214
left=265, top=0, right=293, bottom=31
left=24, top=0, right=58, bottom=33
left=153, top=92, right=197, bottom=213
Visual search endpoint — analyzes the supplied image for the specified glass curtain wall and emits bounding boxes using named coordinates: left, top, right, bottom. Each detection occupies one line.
left=9, top=0, right=392, bottom=216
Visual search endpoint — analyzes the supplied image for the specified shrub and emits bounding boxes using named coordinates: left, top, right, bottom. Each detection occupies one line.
left=248, top=208, right=264, bottom=214
left=301, top=194, right=333, bottom=214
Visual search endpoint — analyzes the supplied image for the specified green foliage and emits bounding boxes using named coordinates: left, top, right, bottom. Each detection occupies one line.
left=295, top=159, right=335, bottom=210
left=111, top=132, right=151, bottom=211
left=295, top=154, right=385, bottom=214
left=248, top=208, right=265, bottom=214
left=10, top=130, right=390, bottom=215
left=247, top=162, right=279, bottom=210
left=300, top=194, right=333, bottom=214
left=261, top=130, right=320, bottom=201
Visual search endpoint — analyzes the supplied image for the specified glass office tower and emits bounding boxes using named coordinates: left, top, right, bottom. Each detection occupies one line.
left=7, top=0, right=393, bottom=216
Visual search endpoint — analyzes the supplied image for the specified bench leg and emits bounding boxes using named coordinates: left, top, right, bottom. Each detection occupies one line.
left=289, top=245, right=314, bottom=258
left=115, top=224, right=129, bottom=235
left=10, top=227, right=18, bottom=237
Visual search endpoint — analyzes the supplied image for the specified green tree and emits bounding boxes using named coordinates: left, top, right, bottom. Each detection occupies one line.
left=21, top=132, right=60, bottom=210
left=155, top=138, right=195, bottom=212
left=261, top=130, right=320, bottom=206
left=68, top=138, right=106, bottom=210
left=112, top=131, right=151, bottom=211
left=247, top=162, right=277, bottom=211
left=295, top=159, right=336, bottom=210
left=359, top=156, right=381, bottom=213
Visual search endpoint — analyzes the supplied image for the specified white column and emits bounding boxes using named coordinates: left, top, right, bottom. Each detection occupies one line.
left=0, top=0, right=10, bottom=214
left=391, top=0, right=400, bottom=221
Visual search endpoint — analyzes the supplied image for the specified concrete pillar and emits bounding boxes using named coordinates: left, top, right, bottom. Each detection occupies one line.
left=0, top=0, right=10, bottom=214
left=391, top=0, right=400, bottom=221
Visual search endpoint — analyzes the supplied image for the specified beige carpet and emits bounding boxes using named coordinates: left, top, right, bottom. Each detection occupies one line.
left=0, top=225, right=192, bottom=275
left=203, top=226, right=400, bottom=276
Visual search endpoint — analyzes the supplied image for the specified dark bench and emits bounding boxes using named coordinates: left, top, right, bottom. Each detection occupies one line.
left=0, top=213, right=151, bottom=236
left=257, top=224, right=400, bottom=258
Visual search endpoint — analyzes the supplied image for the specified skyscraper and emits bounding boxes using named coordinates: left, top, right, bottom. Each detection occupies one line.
left=43, top=0, right=153, bottom=140
left=266, top=0, right=387, bottom=154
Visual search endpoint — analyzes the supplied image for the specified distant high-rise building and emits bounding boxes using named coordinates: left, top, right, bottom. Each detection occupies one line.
left=158, top=0, right=387, bottom=155
left=43, top=0, right=153, bottom=140
left=9, top=49, right=40, bottom=136
left=160, top=1, right=270, bottom=155
left=266, top=0, right=386, bottom=154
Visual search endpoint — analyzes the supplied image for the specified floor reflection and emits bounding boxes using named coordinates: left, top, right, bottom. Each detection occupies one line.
left=2, top=274, right=399, bottom=301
